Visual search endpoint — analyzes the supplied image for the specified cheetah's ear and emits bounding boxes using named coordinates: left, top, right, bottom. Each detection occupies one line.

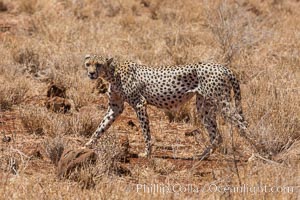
left=107, top=58, right=114, bottom=66
left=84, top=54, right=91, bottom=60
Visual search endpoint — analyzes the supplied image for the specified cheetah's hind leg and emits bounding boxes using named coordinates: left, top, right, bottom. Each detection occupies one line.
left=196, top=94, right=223, bottom=160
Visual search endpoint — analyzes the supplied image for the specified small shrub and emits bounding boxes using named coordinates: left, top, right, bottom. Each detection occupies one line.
left=11, top=47, right=40, bottom=75
left=69, top=110, right=99, bottom=137
left=119, top=14, right=136, bottom=29
left=67, top=83, right=96, bottom=110
left=0, top=148, right=33, bottom=175
left=12, top=47, right=39, bottom=67
left=44, top=136, right=68, bottom=165
left=0, top=77, right=29, bottom=110
left=20, top=104, right=101, bottom=137
left=19, top=106, right=48, bottom=135
left=204, top=1, right=265, bottom=66
left=18, top=0, right=38, bottom=14
left=20, top=105, right=70, bottom=136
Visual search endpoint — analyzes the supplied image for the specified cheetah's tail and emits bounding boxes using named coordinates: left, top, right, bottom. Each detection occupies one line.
left=227, top=70, right=245, bottom=121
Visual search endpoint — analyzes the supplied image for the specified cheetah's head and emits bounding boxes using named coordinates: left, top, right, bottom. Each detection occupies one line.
left=84, top=54, right=114, bottom=80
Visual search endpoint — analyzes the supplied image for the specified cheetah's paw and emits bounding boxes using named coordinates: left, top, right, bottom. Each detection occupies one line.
left=85, top=139, right=96, bottom=149
left=138, top=152, right=149, bottom=158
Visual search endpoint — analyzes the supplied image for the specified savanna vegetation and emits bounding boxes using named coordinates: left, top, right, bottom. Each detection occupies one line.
left=0, top=0, right=299, bottom=199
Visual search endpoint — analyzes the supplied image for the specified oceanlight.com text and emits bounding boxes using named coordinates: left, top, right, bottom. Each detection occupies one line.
left=134, top=183, right=295, bottom=194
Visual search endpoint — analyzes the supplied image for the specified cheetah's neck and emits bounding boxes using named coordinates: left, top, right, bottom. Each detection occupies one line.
left=102, top=58, right=119, bottom=83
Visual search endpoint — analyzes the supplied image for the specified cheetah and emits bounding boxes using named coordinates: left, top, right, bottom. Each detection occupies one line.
left=84, top=54, right=250, bottom=159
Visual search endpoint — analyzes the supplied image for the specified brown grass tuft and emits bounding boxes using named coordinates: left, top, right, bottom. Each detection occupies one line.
left=0, top=77, right=29, bottom=110
left=44, top=136, right=67, bottom=166
left=17, top=0, right=38, bottom=14
left=19, top=105, right=100, bottom=137
left=19, top=106, right=50, bottom=135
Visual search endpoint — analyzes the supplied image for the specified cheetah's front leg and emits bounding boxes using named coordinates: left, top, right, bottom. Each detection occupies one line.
left=134, top=100, right=152, bottom=158
left=85, top=100, right=124, bottom=148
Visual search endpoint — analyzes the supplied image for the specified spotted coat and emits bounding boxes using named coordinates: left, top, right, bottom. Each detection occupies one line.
left=84, top=55, right=248, bottom=159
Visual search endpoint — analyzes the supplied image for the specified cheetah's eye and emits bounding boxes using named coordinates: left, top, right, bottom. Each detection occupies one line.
left=96, top=63, right=102, bottom=68
left=86, top=63, right=90, bottom=67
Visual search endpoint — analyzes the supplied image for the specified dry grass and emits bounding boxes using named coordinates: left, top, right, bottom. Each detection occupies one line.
left=44, top=136, right=67, bottom=166
left=0, top=76, right=29, bottom=110
left=0, top=0, right=299, bottom=199
left=19, top=105, right=100, bottom=137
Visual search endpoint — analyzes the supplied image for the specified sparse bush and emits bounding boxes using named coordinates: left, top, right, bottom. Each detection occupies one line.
left=249, top=94, right=299, bottom=157
left=12, top=47, right=39, bottom=67
left=0, top=148, right=31, bottom=175
left=164, top=33, right=192, bottom=65
left=44, top=136, right=67, bottom=165
left=19, top=105, right=72, bottom=136
left=69, top=109, right=100, bottom=137
left=119, top=14, right=136, bottom=29
left=0, top=151, right=18, bottom=174
left=67, top=82, right=96, bottom=110
left=19, top=106, right=49, bottom=135
left=11, top=47, right=40, bottom=76
left=0, top=77, right=29, bottom=110
left=204, top=1, right=267, bottom=66
left=20, top=104, right=100, bottom=137
left=18, top=0, right=38, bottom=14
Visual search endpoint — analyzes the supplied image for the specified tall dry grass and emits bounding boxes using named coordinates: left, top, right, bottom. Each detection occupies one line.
left=0, top=76, right=30, bottom=110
